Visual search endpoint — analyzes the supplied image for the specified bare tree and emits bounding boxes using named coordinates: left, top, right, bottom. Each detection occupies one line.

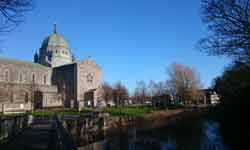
left=133, top=87, right=140, bottom=104
left=135, top=80, right=147, bottom=104
left=0, top=0, right=33, bottom=32
left=102, top=82, right=113, bottom=104
left=167, top=63, right=202, bottom=105
left=155, top=81, right=167, bottom=96
left=113, top=82, right=129, bottom=106
left=198, top=0, right=250, bottom=64
left=148, top=80, right=157, bottom=101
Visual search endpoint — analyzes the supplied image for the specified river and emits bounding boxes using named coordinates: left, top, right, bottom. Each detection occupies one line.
left=63, top=113, right=231, bottom=150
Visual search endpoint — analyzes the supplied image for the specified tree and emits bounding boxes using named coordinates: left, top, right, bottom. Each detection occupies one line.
left=167, top=63, right=202, bottom=104
left=151, top=81, right=169, bottom=108
left=134, top=80, right=147, bottom=104
left=133, top=87, right=140, bottom=104
left=113, top=82, right=129, bottom=106
left=198, top=0, right=250, bottom=64
left=155, top=81, right=167, bottom=96
left=212, top=62, right=250, bottom=148
left=148, top=80, right=157, bottom=101
left=0, top=0, right=33, bottom=33
left=102, top=82, right=113, bottom=104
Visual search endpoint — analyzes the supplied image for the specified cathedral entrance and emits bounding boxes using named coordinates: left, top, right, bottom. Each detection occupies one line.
left=84, top=90, right=95, bottom=107
left=34, top=91, right=43, bottom=109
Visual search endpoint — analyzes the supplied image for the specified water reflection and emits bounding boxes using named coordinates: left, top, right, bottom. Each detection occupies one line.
left=201, top=121, right=228, bottom=150
left=63, top=117, right=230, bottom=150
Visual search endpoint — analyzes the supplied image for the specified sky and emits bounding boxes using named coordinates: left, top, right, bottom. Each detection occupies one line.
left=0, top=0, right=230, bottom=94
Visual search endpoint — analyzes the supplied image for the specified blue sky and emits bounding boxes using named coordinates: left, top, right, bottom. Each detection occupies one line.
left=0, top=0, right=229, bottom=93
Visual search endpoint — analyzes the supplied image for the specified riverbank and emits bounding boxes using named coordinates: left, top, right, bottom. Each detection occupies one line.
left=104, top=109, right=188, bottom=132
left=56, top=106, right=232, bottom=150
left=1, top=105, right=184, bottom=118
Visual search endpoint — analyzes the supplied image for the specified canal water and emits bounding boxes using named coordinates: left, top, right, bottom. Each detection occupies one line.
left=64, top=115, right=231, bottom=150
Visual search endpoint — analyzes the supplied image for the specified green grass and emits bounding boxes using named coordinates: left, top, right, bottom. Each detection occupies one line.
left=80, top=108, right=94, bottom=113
left=1, top=105, right=181, bottom=118
left=31, top=111, right=55, bottom=117
left=30, top=108, right=94, bottom=117
left=0, top=113, right=27, bottom=119
left=104, top=106, right=154, bottom=117
left=30, top=107, right=154, bottom=117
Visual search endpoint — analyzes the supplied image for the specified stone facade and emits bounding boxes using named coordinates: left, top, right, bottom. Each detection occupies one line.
left=0, top=58, right=61, bottom=112
left=200, top=89, right=220, bottom=105
left=52, top=59, right=103, bottom=109
left=0, top=25, right=103, bottom=112
left=76, top=59, right=103, bottom=108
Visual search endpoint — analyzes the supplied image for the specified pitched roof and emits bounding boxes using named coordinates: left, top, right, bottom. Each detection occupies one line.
left=0, top=57, right=50, bottom=69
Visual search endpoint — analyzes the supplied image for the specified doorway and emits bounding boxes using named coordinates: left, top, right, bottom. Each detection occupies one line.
left=84, top=90, right=94, bottom=107
left=34, top=91, right=43, bottom=109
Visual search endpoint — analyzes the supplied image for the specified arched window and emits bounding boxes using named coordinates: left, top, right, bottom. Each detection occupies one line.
left=32, top=74, right=35, bottom=83
left=19, top=73, right=23, bottom=83
left=25, top=92, right=29, bottom=103
left=5, top=70, right=9, bottom=82
left=44, top=75, right=47, bottom=85
left=10, top=92, right=14, bottom=103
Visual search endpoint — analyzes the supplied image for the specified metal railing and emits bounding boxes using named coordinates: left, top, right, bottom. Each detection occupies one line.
left=0, top=114, right=31, bottom=142
left=51, top=115, right=77, bottom=150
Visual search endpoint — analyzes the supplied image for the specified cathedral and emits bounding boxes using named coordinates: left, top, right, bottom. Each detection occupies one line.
left=0, top=25, right=103, bottom=113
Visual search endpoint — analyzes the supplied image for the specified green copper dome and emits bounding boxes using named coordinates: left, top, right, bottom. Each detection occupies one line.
left=41, top=33, right=69, bottom=49
left=38, top=24, right=73, bottom=68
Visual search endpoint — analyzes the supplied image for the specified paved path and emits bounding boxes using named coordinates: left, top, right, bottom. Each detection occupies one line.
left=1, top=119, right=53, bottom=150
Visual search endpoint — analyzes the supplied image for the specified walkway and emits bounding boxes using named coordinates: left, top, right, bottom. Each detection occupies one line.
left=1, top=119, right=53, bottom=150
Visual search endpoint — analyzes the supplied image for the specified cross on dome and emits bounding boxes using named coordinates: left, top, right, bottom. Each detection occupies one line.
left=53, top=23, right=58, bottom=34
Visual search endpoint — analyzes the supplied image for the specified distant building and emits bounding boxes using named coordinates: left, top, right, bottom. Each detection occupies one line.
left=200, top=89, right=220, bottom=105
left=0, top=25, right=103, bottom=113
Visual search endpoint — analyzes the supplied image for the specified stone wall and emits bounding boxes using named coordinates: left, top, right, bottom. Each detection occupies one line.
left=0, top=57, right=103, bottom=110
left=52, top=63, right=77, bottom=107
left=0, top=58, right=62, bottom=109
left=0, top=83, right=61, bottom=110
left=0, top=59, right=52, bottom=85
left=76, top=59, right=102, bottom=107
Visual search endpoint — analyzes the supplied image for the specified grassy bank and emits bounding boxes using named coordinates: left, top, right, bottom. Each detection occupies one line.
left=1, top=105, right=183, bottom=118
left=31, top=106, right=160, bottom=117
left=30, top=108, right=94, bottom=117
left=104, top=106, right=155, bottom=117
